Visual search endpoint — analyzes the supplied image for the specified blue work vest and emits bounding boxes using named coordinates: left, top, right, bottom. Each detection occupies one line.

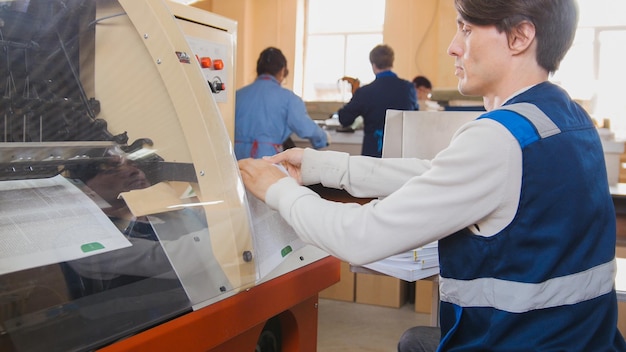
left=437, top=82, right=626, bottom=351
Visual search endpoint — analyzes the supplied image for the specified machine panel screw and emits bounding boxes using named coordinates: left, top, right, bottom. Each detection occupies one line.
left=243, top=251, right=253, bottom=262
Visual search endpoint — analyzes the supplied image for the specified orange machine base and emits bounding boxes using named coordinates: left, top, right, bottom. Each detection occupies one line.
left=98, top=256, right=340, bottom=352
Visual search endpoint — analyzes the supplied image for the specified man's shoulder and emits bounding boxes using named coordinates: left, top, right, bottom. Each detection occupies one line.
left=372, top=76, right=413, bottom=88
left=236, top=81, right=262, bottom=94
left=360, top=77, right=402, bottom=90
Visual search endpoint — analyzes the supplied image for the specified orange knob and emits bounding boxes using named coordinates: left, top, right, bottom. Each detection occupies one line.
left=213, top=59, right=224, bottom=70
left=200, top=57, right=212, bottom=68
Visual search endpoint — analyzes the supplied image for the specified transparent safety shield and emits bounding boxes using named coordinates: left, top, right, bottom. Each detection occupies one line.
left=0, top=0, right=255, bottom=351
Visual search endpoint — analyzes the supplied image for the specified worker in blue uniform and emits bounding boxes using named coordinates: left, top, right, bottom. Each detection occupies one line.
left=234, top=47, right=328, bottom=160
left=337, top=44, right=418, bottom=157
left=397, top=0, right=626, bottom=350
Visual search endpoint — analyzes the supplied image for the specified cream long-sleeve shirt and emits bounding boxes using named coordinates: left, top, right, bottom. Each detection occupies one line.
left=265, top=118, right=523, bottom=265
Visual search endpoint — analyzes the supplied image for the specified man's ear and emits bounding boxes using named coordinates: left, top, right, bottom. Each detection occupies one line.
left=509, top=21, right=536, bottom=55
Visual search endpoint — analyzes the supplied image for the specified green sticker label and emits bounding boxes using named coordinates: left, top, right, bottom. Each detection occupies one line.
left=81, top=242, right=105, bottom=252
left=281, top=245, right=293, bottom=257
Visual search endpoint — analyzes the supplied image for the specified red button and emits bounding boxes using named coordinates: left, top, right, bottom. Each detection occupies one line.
left=213, top=59, right=224, bottom=70
left=200, top=57, right=212, bottom=68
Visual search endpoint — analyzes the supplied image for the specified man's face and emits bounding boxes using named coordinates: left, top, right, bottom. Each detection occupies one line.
left=416, top=86, right=432, bottom=101
left=446, top=15, right=511, bottom=97
left=86, top=161, right=150, bottom=203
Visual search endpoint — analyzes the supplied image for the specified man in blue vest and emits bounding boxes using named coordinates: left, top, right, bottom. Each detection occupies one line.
left=238, top=0, right=626, bottom=350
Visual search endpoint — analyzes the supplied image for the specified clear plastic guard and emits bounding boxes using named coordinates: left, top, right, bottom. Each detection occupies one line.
left=0, top=0, right=256, bottom=350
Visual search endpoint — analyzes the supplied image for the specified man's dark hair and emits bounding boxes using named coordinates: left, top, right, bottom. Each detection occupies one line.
left=67, top=162, right=102, bottom=183
left=66, top=157, right=128, bottom=183
left=369, top=44, right=394, bottom=70
left=412, top=76, right=432, bottom=90
left=256, top=47, right=287, bottom=76
left=454, top=0, right=578, bottom=73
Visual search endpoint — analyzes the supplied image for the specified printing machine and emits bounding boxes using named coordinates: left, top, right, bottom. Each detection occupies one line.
left=0, top=1, right=339, bottom=351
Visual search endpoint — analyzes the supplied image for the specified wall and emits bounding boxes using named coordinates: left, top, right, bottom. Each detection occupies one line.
left=193, top=0, right=301, bottom=91
left=193, top=0, right=459, bottom=92
left=384, top=0, right=458, bottom=89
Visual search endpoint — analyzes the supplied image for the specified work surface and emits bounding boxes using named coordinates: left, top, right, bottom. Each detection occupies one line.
left=292, top=129, right=363, bottom=155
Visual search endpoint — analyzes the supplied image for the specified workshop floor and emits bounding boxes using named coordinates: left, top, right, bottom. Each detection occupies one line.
left=317, top=299, right=431, bottom=352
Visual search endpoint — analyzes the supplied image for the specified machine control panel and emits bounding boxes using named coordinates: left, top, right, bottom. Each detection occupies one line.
left=187, top=37, right=229, bottom=103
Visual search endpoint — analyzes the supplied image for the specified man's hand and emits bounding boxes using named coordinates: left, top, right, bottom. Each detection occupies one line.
left=264, top=148, right=305, bottom=183
left=238, top=158, right=288, bottom=202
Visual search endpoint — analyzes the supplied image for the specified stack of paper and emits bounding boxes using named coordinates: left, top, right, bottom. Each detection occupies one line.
left=362, top=241, right=439, bottom=282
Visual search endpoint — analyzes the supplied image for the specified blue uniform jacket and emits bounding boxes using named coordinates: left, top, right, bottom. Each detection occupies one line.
left=338, top=71, right=418, bottom=157
left=235, top=74, right=328, bottom=160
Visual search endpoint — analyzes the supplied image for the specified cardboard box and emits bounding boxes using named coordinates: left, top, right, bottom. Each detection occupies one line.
left=319, top=261, right=355, bottom=302
left=601, top=139, right=625, bottom=185
left=618, top=301, right=626, bottom=337
left=414, top=278, right=441, bottom=326
left=414, top=279, right=435, bottom=314
left=355, top=273, right=408, bottom=308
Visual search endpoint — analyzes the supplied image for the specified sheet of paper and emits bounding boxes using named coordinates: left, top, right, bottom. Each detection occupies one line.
left=246, top=190, right=306, bottom=280
left=362, top=259, right=439, bottom=282
left=246, top=187, right=306, bottom=281
left=119, top=182, right=189, bottom=217
left=0, top=175, right=131, bottom=275
left=360, top=241, right=439, bottom=281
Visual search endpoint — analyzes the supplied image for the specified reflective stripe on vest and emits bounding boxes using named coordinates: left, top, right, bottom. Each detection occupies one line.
left=440, top=258, right=616, bottom=313
left=482, top=103, right=561, bottom=148
left=499, top=102, right=561, bottom=138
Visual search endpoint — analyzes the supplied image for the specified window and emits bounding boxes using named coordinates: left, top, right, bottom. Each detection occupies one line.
left=301, top=0, right=385, bottom=102
left=552, top=0, right=626, bottom=138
